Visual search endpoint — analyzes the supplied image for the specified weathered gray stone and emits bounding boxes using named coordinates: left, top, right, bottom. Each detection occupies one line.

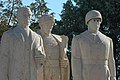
left=0, top=7, right=46, bottom=80
left=37, top=14, right=70, bottom=80
left=71, top=10, right=116, bottom=80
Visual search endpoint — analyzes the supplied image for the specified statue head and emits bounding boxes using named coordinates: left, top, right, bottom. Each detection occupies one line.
left=85, top=10, right=102, bottom=33
left=39, top=14, right=55, bottom=35
left=16, top=7, right=32, bottom=28
left=85, top=10, right=102, bottom=25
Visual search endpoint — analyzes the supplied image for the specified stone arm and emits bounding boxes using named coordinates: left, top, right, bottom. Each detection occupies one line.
left=60, top=35, right=69, bottom=67
left=34, top=35, right=46, bottom=69
left=108, top=39, right=116, bottom=80
left=59, top=35, right=70, bottom=80
left=71, top=37, right=83, bottom=80
left=0, top=32, right=10, bottom=80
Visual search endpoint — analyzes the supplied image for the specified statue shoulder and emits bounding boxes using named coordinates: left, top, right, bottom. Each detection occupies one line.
left=98, top=31, right=112, bottom=41
left=52, top=34, right=68, bottom=43
left=2, top=28, right=13, bottom=37
left=105, top=36, right=112, bottom=41
left=30, top=29, right=43, bottom=42
left=30, top=29, right=39, bottom=37
left=73, top=31, right=87, bottom=41
left=52, top=34, right=62, bottom=42
left=61, top=35, right=68, bottom=42
left=52, top=34, right=61, bottom=38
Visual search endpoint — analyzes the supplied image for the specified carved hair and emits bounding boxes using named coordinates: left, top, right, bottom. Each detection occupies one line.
left=16, top=6, right=32, bottom=20
left=39, top=14, right=55, bottom=25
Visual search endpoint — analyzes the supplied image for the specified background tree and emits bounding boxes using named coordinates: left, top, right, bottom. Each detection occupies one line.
left=1, top=0, right=22, bottom=26
left=0, top=0, right=120, bottom=79
left=0, top=0, right=22, bottom=39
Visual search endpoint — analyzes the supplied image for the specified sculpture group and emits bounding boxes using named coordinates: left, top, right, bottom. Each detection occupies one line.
left=0, top=7, right=116, bottom=80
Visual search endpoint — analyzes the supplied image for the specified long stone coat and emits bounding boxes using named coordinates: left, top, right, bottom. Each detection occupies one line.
left=71, top=30, right=116, bottom=80
left=0, top=26, right=46, bottom=80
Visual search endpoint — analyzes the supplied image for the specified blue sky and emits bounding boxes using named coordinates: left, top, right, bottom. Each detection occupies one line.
left=22, top=0, right=68, bottom=20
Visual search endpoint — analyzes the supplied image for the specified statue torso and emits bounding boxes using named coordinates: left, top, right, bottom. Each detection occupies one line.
left=43, top=35, right=60, bottom=60
left=77, top=31, right=111, bottom=63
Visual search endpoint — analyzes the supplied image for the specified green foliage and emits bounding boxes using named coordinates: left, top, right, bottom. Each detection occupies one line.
left=0, top=0, right=22, bottom=37
left=30, top=0, right=50, bottom=22
left=0, top=0, right=23, bottom=26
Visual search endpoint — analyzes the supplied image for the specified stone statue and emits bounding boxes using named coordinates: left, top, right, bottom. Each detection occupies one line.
left=71, top=10, right=116, bottom=80
left=37, top=14, right=69, bottom=80
left=0, top=7, right=46, bottom=80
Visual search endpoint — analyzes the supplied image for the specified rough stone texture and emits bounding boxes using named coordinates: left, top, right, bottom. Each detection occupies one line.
left=71, top=10, right=116, bottom=80
left=0, top=7, right=46, bottom=80
left=38, top=14, right=70, bottom=80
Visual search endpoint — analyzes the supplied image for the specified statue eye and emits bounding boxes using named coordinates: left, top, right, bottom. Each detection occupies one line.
left=96, top=19, right=101, bottom=22
left=92, top=19, right=101, bottom=22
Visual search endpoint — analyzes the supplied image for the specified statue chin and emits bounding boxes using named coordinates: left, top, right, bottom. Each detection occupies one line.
left=18, top=22, right=30, bottom=28
left=88, top=29, right=98, bottom=33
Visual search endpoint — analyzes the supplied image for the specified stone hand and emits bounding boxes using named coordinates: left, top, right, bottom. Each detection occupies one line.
left=35, top=47, right=46, bottom=66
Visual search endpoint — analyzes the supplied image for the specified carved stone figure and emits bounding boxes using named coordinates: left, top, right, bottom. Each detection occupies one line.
left=71, top=10, right=116, bottom=80
left=37, top=14, right=69, bottom=80
left=0, top=7, right=46, bottom=80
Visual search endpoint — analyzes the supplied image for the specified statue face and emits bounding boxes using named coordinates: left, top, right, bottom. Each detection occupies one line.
left=39, top=15, right=55, bottom=34
left=87, top=18, right=101, bottom=32
left=40, top=21, right=54, bottom=34
left=22, top=9, right=32, bottom=25
left=17, top=7, right=32, bottom=27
